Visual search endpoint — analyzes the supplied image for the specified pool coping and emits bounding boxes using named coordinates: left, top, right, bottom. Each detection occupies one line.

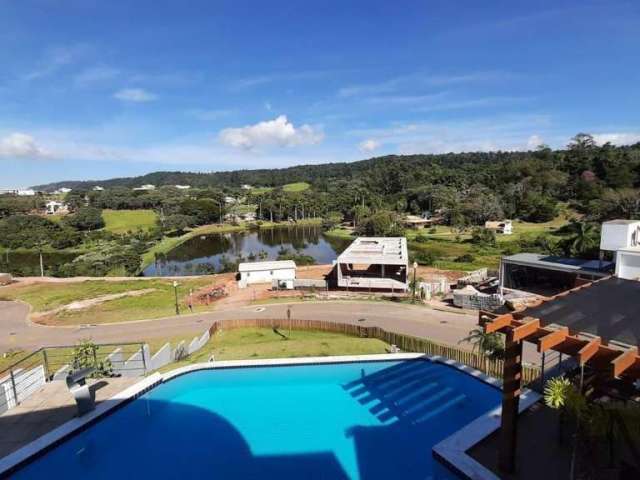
left=0, top=353, right=539, bottom=479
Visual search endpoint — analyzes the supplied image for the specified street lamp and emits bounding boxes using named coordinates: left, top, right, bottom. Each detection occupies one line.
left=412, top=261, right=418, bottom=303
left=173, top=281, right=180, bottom=315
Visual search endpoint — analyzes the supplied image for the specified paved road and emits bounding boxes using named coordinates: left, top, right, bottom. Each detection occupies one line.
left=0, top=300, right=478, bottom=352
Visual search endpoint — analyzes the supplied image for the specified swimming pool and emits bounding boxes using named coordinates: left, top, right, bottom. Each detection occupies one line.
left=12, top=359, right=500, bottom=479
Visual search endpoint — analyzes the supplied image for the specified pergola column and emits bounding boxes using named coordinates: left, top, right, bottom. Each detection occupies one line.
left=498, top=332, right=523, bottom=474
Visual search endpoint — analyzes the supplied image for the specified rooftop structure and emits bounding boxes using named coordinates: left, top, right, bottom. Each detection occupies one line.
left=174, top=185, right=190, bottom=189
left=481, top=276, right=640, bottom=473
left=403, top=215, right=430, bottom=228
left=334, top=237, right=408, bottom=291
left=500, top=253, right=613, bottom=296
left=92, top=186, right=104, bottom=191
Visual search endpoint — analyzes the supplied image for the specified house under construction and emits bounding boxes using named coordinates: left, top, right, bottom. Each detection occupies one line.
left=334, top=237, right=408, bottom=291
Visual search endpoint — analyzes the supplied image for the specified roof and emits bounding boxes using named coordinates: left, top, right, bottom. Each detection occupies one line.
left=404, top=215, right=429, bottom=223
left=238, top=260, right=296, bottom=272
left=523, top=276, right=640, bottom=347
left=337, top=237, right=408, bottom=266
left=603, top=219, right=640, bottom=225
left=503, top=253, right=613, bottom=275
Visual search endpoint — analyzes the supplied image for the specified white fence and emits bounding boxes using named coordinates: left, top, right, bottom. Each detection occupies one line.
left=0, top=328, right=212, bottom=414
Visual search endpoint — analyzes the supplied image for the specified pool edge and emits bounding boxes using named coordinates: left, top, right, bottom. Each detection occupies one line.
left=0, top=352, right=522, bottom=478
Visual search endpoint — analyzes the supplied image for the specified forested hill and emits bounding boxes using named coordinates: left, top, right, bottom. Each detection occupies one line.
left=33, top=136, right=640, bottom=202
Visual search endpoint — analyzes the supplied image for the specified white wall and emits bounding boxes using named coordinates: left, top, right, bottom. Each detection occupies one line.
left=616, top=251, right=640, bottom=280
left=239, top=268, right=295, bottom=288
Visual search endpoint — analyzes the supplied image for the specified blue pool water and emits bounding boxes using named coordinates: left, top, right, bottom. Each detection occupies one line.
left=14, top=360, right=500, bottom=479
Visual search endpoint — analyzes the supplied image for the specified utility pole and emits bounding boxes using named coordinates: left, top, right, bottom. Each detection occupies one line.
left=173, top=281, right=180, bottom=315
left=412, top=261, right=418, bottom=303
left=287, top=305, right=292, bottom=338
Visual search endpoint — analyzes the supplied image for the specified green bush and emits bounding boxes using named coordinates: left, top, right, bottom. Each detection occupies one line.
left=454, top=253, right=476, bottom=263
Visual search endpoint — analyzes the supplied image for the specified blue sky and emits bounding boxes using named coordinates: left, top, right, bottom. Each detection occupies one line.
left=1, top=0, right=639, bottom=186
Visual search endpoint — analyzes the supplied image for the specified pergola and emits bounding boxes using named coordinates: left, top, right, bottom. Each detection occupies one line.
left=479, top=276, right=640, bottom=473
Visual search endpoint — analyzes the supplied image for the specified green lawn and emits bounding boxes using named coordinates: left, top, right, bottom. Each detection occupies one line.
left=0, top=277, right=214, bottom=325
left=157, top=327, right=390, bottom=371
left=102, top=209, right=158, bottom=234
left=282, top=182, right=310, bottom=192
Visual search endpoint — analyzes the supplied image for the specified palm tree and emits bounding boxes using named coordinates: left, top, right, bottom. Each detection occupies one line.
left=561, top=220, right=599, bottom=258
left=460, top=327, right=505, bottom=368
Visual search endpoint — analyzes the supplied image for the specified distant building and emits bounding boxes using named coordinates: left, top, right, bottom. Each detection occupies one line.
left=45, top=200, right=69, bottom=215
left=334, top=237, right=409, bottom=291
left=17, top=189, right=36, bottom=196
left=241, top=184, right=252, bottom=190
left=238, top=260, right=296, bottom=289
left=485, top=220, right=513, bottom=235
left=92, top=186, right=104, bottom=191
left=403, top=215, right=431, bottom=229
left=224, top=196, right=236, bottom=204
left=174, top=185, right=191, bottom=190
left=133, top=184, right=156, bottom=191
left=0, top=188, right=18, bottom=195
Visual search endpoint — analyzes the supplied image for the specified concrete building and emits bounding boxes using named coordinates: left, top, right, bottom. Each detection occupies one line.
left=238, top=260, right=296, bottom=289
left=174, top=185, right=191, bottom=190
left=133, top=184, right=155, bottom=191
left=334, top=237, right=408, bottom=291
left=600, top=219, right=640, bottom=280
left=92, top=186, right=104, bottom=191
left=485, top=220, right=513, bottom=235
left=17, top=189, right=35, bottom=196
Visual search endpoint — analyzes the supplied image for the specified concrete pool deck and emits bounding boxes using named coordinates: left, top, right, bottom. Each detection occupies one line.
left=0, top=377, right=137, bottom=460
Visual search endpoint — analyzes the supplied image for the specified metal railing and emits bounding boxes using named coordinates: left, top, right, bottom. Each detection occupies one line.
left=0, top=342, right=146, bottom=414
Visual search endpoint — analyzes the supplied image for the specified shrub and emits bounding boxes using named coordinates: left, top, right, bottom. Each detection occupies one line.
left=454, top=253, right=476, bottom=263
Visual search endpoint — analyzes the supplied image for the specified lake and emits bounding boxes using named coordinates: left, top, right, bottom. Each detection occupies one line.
left=143, top=226, right=351, bottom=276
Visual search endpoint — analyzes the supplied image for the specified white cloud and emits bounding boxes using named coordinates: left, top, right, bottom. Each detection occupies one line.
left=0, top=133, right=49, bottom=159
left=359, top=139, right=381, bottom=153
left=338, top=71, right=514, bottom=98
left=74, top=66, right=120, bottom=87
left=113, top=88, right=157, bottom=102
left=219, top=115, right=324, bottom=150
left=592, top=132, right=640, bottom=146
left=24, top=44, right=91, bottom=81
left=527, top=135, right=545, bottom=149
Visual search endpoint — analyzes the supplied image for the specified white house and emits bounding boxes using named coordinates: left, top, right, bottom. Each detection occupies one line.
left=238, top=260, right=296, bottom=289
left=133, top=184, right=156, bottom=191
left=600, top=219, right=640, bottom=281
left=485, top=220, right=513, bottom=235
left=45, top=200, right=68, bottom=215
left=17, top=189, right=35, bottom=196
left=92, top=186, right=104, bottom=191
left=224, top=196, right=236, bottom=204
left=174, top=185, right=191, bottom=190
left=241, top=184, right=252, bottom=190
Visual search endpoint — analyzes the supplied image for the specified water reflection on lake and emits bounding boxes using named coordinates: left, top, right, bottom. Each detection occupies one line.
left=143, top=226, right=351, bottom=276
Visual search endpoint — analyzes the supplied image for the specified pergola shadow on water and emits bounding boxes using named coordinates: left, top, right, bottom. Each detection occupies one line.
left=480, top=276, right=640, bottom=474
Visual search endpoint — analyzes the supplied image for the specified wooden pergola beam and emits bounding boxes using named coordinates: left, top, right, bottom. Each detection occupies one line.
left=484, top=314, right=514, bottom=334
left=611, top=348, right=639, bottom=378
left=511, top=318, right=541, bottom=342
left=577, top=337, right=601, bottom=365
left=537, top=327, right=569, bottom=352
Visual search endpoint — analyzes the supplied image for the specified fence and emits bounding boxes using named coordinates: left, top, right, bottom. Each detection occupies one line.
left=0, top=342, right=146, bottom=415
left=208, top=318, right=540, bottom=385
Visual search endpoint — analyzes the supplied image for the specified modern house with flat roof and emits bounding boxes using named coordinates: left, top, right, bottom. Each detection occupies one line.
left=334, top=237, right=408, bottom=291
left=238, top=260, right=296, bottom=289
left=499, top=252, right=613, bottom=296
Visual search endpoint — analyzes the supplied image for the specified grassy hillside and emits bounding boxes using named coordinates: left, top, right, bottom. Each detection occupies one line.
left=282, top=182, right=310, bottom=192
left=102, top=209, right=157, bottom=234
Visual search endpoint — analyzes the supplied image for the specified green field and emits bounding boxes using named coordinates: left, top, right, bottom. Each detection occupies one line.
left=0, top=277, right=214, bottom=325
left=326, top=215, right=571, bottom=271
left=282, top=182, right=310, bottom=192
left=102, top=209, right=158, bottom=234
left=156, top=327, right=390, bottom=371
